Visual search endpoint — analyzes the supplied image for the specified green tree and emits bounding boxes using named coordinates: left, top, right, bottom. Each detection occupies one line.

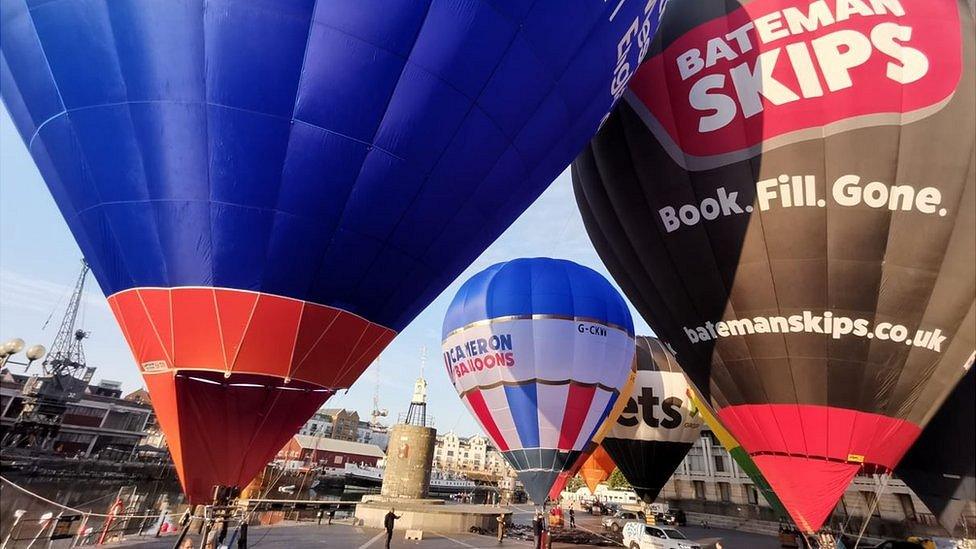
left=566, top=474, right=585, bottom=493
left=606, top=468, right=631, bottom=490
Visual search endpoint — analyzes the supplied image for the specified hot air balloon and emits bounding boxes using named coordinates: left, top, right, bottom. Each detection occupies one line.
left=896, top=366, right=975, bottom=534
left=685, top=387, right=787, bottom=517
left=549, top=361, right=636, bottom=501
left=442, top=258, right=636, bottom=505
left=601, top=336, right=703, bottom=505
left=573, top=0, right=975, bottom=533
left=580, top=446, right=617, bottom=495
left=1, top=0, right=662, bottom=503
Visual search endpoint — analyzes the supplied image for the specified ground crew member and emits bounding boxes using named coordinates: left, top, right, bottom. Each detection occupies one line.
left=384, top=508, right=401, bottom=548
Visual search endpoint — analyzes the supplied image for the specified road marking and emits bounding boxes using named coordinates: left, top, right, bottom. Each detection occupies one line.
left=432, top=531, right=533, bottom=548
left=357, top=531, right=385, bottom=549
left=434, top=532, right=479, bottom=548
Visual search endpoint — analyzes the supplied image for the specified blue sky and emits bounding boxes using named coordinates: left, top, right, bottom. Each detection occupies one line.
left=0, top=104, right=651, bottom=437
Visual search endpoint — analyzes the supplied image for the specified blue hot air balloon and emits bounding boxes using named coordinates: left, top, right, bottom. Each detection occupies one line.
left=442, top=258, right=636, bottom=504
left=0, top=1, right=663, bottom=503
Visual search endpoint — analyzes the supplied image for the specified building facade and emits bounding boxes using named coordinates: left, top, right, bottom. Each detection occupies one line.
left=433, top=431, right=514, bottom=479
left=276, top=434, right=385, bottom=470
left=655, top=429, right=976, bottom=538
left=355, top=420, right=389, bottom=451
left=0, top=370, right=154, bottom=459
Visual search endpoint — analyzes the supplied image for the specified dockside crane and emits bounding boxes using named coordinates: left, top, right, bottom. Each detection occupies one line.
left=1, top=260, right=96, bottom=451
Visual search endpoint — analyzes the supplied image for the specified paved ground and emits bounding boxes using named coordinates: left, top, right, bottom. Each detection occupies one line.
left=111, top=514, right=781, bottom=549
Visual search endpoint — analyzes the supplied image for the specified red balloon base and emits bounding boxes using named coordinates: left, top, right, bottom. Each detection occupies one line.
left=719, top=404, right=921, bottom=533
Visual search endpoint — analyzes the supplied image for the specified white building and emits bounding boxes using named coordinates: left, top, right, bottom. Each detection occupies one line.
left=657, top=429, right=975, bottom=538
left=433, top=431, right=514, bottom=478
left=356, top=420, right=389, bottom=451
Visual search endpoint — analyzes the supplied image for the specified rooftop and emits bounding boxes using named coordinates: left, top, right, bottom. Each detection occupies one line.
left=292, top=434, right=385, bottom=458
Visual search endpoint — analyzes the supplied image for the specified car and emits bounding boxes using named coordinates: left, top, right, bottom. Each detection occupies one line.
left=622, top=522, right=702, bottom=549
left=602, top=510, right=646, bottom=533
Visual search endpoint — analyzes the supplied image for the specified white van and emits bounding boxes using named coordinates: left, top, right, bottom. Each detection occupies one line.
left=621, top=522, right=701, bottom=549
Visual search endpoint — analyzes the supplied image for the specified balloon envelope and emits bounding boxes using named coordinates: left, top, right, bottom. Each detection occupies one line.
left=685, top=387, right=787, bottom=518
left=2, top=0, right=658, bottom=502
left=601, top=337, right=703, bottom=504
left=896, top=367, right=975, bottom=534
left=442, top=258, right=635, bottom=505
left=580, top=446, right=617, bottom=495
left=549, top=363, right=636, bottom=500
left=573, top=0, right=975, bottom=532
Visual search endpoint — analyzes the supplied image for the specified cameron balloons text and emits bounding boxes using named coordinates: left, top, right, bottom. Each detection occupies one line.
left=442, top=258, right=635, bottom=505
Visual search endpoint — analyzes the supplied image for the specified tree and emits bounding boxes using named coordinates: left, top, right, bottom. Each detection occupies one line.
left=567, top=474, right=585, bottom=493
left=606, top=468, right=631, bottom=490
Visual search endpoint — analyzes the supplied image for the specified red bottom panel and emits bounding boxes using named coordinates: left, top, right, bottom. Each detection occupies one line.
left=145, top=370, right=332, bottom=504
left=718, top=404, right=921, bottom=533
left=108, top=287, right=396, bottom=388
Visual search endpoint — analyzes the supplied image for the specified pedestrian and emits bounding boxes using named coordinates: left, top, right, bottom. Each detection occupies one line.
left=568, top=508, right=575, bottom=529
left=384, top=508, right=401, bottom=549
left=496, top=514, right=506, bottom=543
left=328, top=507, right=336, bottom=525
left=216, top=518, right=228, bottom=545
left=532, top=513, right=544, bottom=549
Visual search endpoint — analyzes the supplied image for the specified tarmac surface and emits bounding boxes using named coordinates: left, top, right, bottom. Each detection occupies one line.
left=115, top=510, right=782, bottom=548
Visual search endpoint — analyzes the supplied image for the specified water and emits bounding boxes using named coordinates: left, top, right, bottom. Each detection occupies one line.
left=0, top=474, right=184, bottom=548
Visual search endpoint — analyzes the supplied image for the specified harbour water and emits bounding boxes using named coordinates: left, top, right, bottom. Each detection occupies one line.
left=0, top=473, right=361, bottom=548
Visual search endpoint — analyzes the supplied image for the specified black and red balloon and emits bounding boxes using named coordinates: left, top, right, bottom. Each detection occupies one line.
left=573, top=0, right=975, bottom=533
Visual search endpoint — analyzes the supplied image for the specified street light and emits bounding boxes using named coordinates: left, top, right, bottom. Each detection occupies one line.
left=0, top=337, right=46, bottom=370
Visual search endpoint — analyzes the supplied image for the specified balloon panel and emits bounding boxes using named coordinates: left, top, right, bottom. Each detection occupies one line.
left=686, top=387, right=787, bottom=517
left=602, top=337, right=702, bottom=503
left=443, top=258, right=635, bottom=504
left=896, top=366, right=975, bottom=533
left=573, top=0, right=974, bottom=531
left=580, top=446, right=616, bottom=494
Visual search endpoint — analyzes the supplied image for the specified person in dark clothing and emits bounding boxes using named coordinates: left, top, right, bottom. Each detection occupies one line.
left=568, top=508, right=575, bottom=529
left=532, top=513, right=544, bottom=549
left=328, top=507, right=336, bottom=525
left=384, top=509, right=401, bottom=548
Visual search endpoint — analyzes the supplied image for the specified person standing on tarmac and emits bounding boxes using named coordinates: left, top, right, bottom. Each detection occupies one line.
left=532, top=513, right=544, bottom=549
left=384, top=508, right=401, bottom=549
left=496, top=514, right=506, bottom=543
left=568, top=508, right=575, bottom=529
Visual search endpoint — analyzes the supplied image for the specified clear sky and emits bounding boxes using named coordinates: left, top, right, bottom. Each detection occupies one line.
left=0, top=104, right=652, bottom=438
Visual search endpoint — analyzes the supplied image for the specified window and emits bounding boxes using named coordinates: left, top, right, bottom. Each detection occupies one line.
left=647, top=527, right=665, bottom=538
left=718, top=482, right=731, bottom=502
left=334, top=456, right=343, bottom=464
left=861, top=491, right=882, bottom=518
left=713, top=455, right=726, bottom=472
left=746, top=485, right=759, bottom=505
left=693, top=480, right=706, bottom=500
left=897, top=494, right=916, bottom=522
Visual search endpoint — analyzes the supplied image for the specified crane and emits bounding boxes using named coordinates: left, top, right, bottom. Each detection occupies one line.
left=1, top=260, right=96, bottom=450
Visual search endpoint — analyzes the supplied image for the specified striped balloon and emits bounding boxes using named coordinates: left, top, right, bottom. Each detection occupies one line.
left=442, top=258, right=635, bottom=504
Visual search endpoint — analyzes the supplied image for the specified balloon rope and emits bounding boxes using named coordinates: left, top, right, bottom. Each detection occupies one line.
left=853, top=473, right=890, bottom=549
left=0, top=476, right=164, bottom=519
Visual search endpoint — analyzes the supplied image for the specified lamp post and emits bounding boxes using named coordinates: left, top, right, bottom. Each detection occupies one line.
left=0, top=338, right=46, bottom=370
